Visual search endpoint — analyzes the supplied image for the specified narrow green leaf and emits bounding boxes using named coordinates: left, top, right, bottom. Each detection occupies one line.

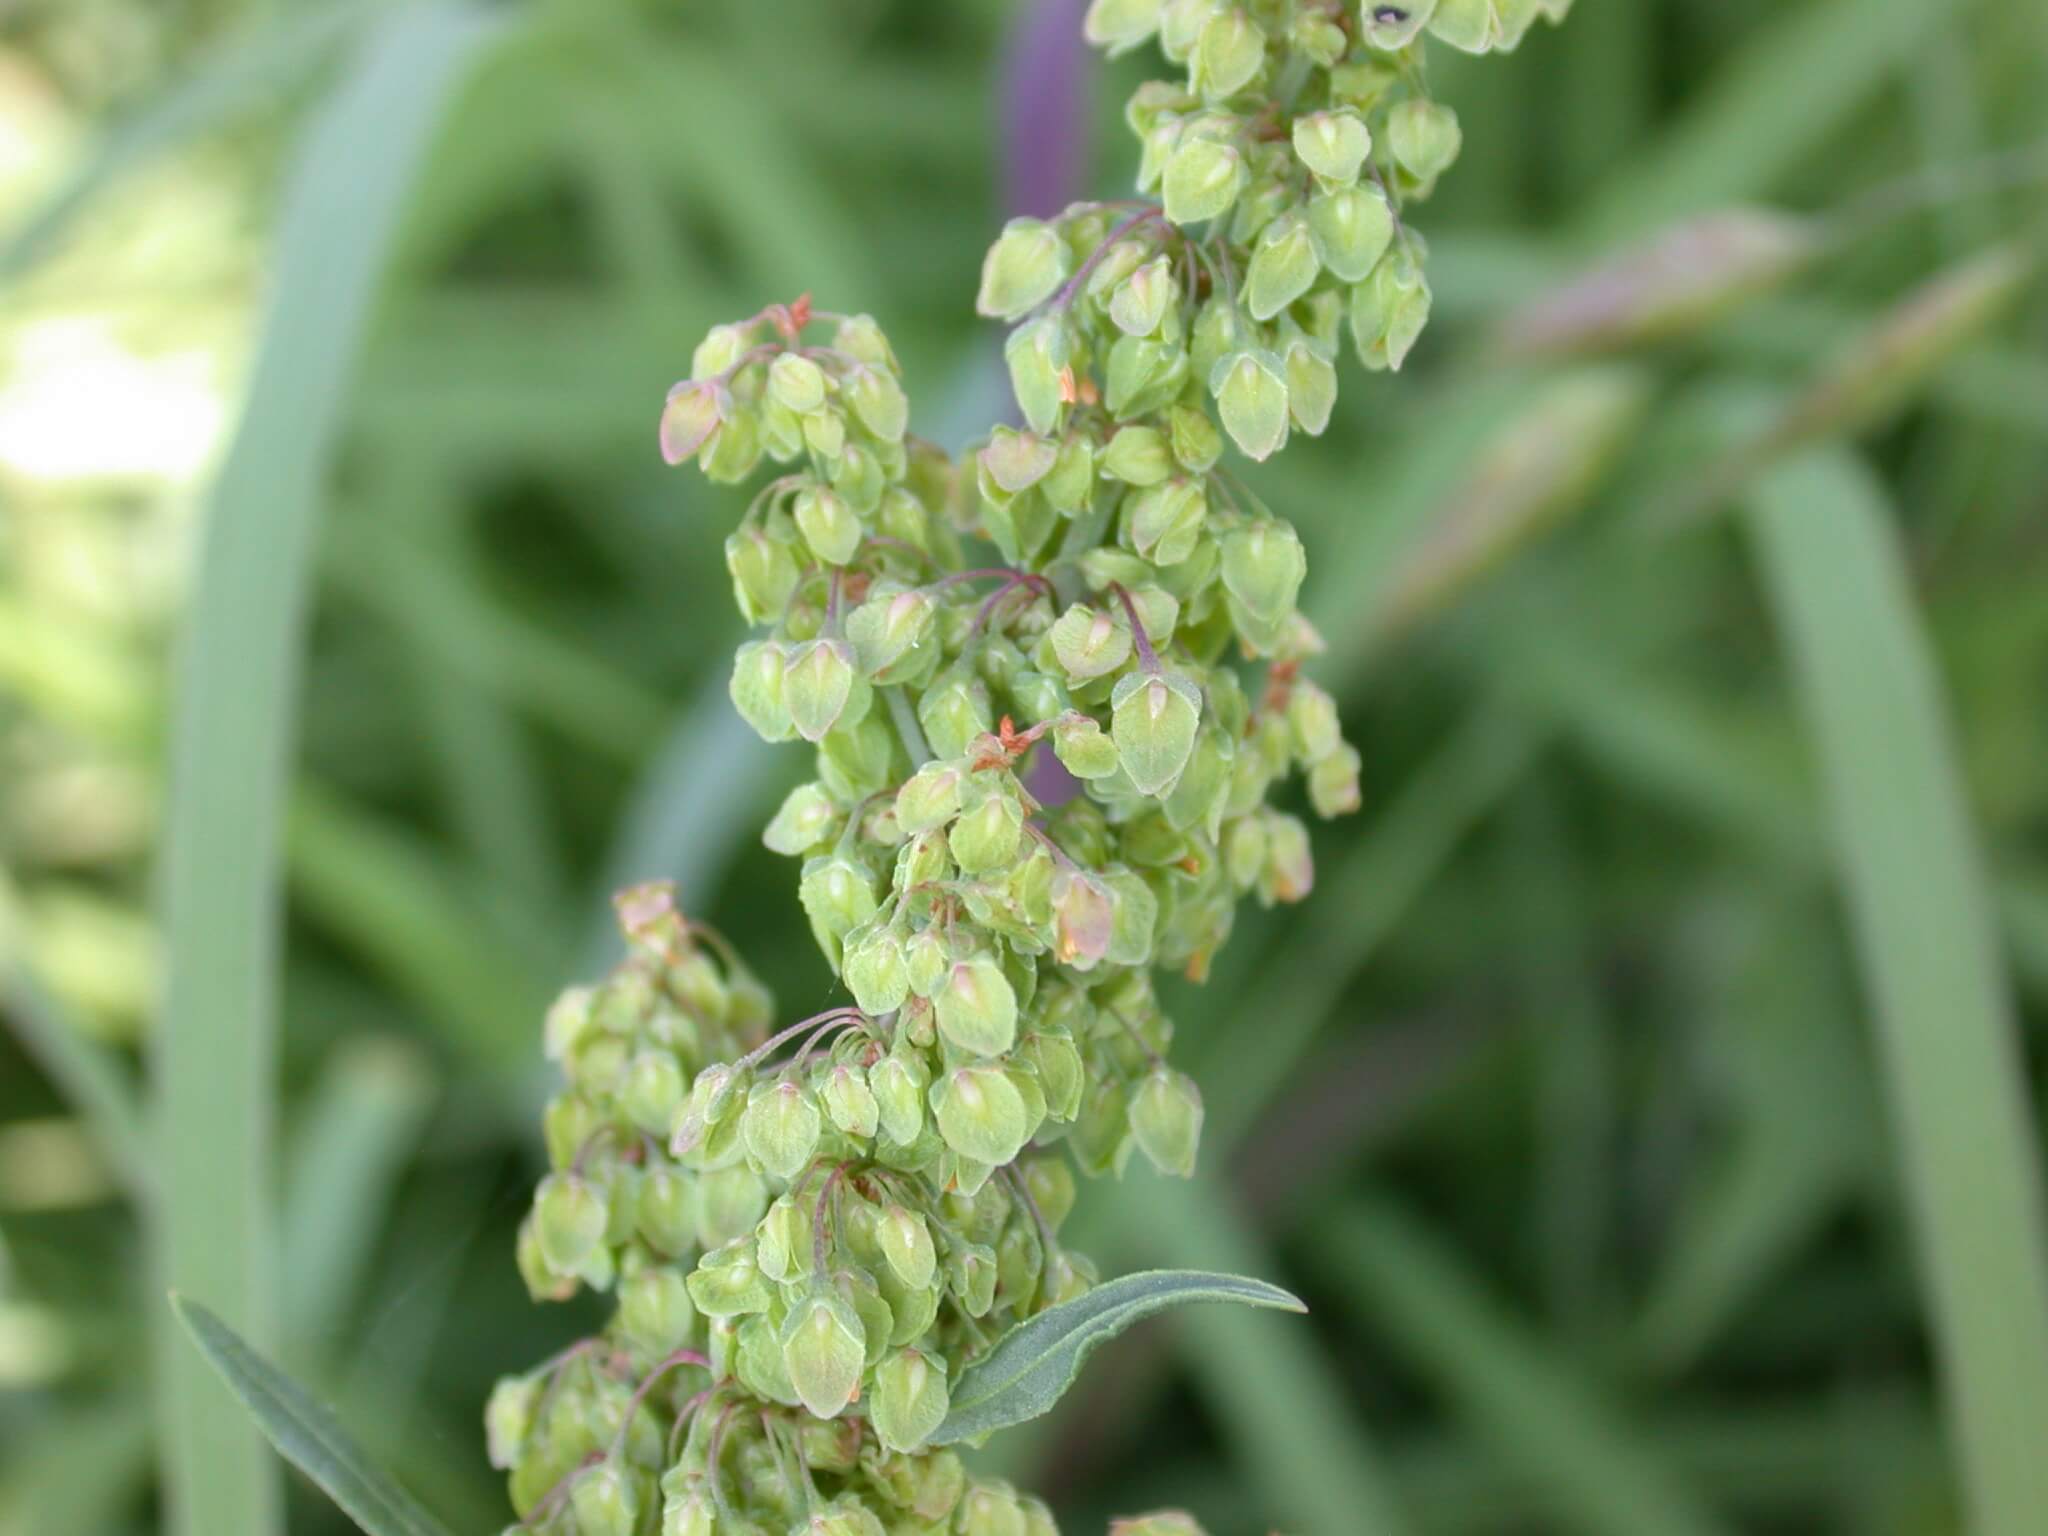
left=152, top=9, right=502, bottom=1536
left=931, top=1268, right=1305, bottom=1444
left=1748, top=448, right=2048, bottom=1536
left=171, top=1297, right=459, bottom=1536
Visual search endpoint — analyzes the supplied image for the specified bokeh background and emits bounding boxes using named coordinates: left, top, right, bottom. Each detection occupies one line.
left=4, top=0, right=2048, bottom=1532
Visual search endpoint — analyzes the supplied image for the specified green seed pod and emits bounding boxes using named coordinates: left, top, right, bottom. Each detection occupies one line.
left=846, top=363, right=909, bottom=442
left=823, top=1063, right=881, bottom=1139
left=1050, top=604, right=1134, bottom=683
left=695, top=1164, right=769, bottom=1248
left=1111, top=257, right=1179, bottom=339
left=543, top=986, right=597, bottom=1064
left=920, top=671, right=994, bottom=761
left=1084, top=0, right=1164, bottom=53
left=1284, top=337, right=1338, bottom=436
left=1286, top=679, right=1342, bottom=763
left=1307, top=183, right=1396, bottom=283
left=983, top=427, right=1060, bottom=497
left=763, top=781, right=840, bottom=857
left=848, top=589, right=937, bottom=680
left=1052, top=714, right=1120, bottom=779
left=700, top=405, right=762, bottom=484
left=659, top=380, right=724, bottom=468
left=1218, top=518, right=1306, bottom=625
left=1362, top=0, right=1438, bottom=49
left=661, top=1485, right=715, bottom=1536
left=686, top=1238, right=771, bottom=1317
left=570, top=1463, right=638, bottom=1536
left=799, top=853, right=880, bottom=964
left=894, top=761, right=963, bottom=836
left=485, top=1373, right=539, bottom=1469
left=872, top=1347, right=951, bottom=1454
left=794, top=484, right=863, bottom=567
left=872, top=1048, right=929, bottom=1145
left=623, top=1050, right=686, bottom=1137
left=806, top=1500, right=887, bottom=1536
left=1212, top=350, right=1291, bottom=461
left=743, top=1080, right=823, bottom=1182
left=1103, top=424, right=1175, bottom=487
left=978, top=218, right=1072, bottom=320
left=1246, top=212, right=1322, bottom=321
left=845, top=925, right=910, bottom=1015
left=958, top=1480, right=1030, bottom=1536
left=1308, top=741, right=1363, bottom=817
left=1164, top=403, right=1221, bottom=475
left=1005, top=315, right=1071, bottom=436
left=1350, top=247, right=1433, bottom=372
left=724, top=527, right=801, bottom=624
left=1193, top=8, right=1264, bottom=99
left=878, top=1204, right=938, bottom=1291
left=1109, top=1514, right=1209, bottom=1536
left=781, top=1289, right=868, bottom=1419
left=754, top=1194, right=810, bottom=1282
left=535, top=1173, right=607, bottom=1276
left=1104, top=867, right=1160, bottom=966
left=1130, top=1068, right=1204, bottom=1177
left=936, top=955, right=1020, bottom=1056
left=768, top=352, right=828, bottom=414
left=729, top=641, right=793, bottom=743
left=1258, top=809, right=1315, bottom=904
left=904, top=929, right=949, bottom=1000
left=783, top=639, right=860, bottom=743
left=1430, top=0, right=1544, bottom=54
left=1293, top=109, right=1371, bottom=184
left=1110, top=671, right=1203, bottom=797
left=620, top=1265, right=697, bottom=1357
left=1041, top=433, right=1096, bottom=515
left=947, top=1242, right=1000, bottom=1317
left=1050, top=869, right=1116, bottom=971
left=1389, top=97, right=1463, bottom=183
left=636, top=1167, right=694, bottom=1255
left=950, top=791, right=1025, bottom=876
left=1126, top=479, right=1207, bottom=566
left=1162, top=137, right=1246, bottom=226
left=935, top=1066, right=1031, bottom=1165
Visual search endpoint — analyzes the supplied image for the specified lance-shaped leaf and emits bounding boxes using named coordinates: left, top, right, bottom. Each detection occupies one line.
left=171, top=1296, right=458, bottom=1536
left=931, top=1268, right=1306, bottom=1444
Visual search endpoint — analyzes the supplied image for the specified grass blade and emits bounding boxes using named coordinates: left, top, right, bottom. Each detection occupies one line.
left=1747, top=448, right=2048, bottom=1534
left=151, top=8, right=502, bottom=1535
left=171, top=1297, right=459, bottom=1536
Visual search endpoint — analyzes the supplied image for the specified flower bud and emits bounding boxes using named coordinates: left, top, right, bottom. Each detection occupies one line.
left=659, top=381, right=723, bottom=467
left=624, top=1050, right=686, bottom=1137
left=570, top=1463, right=638, bottom=1536
left=620, top=1265, right=697, bottom=1356
left=1005, top=315, right=1071, bottom=436
left=978, top=218, right=1072, bottom=320
left=485, top=1374, right=538, bottom=1469
left=1130, top=1067, right=1204, bottom=1177
left=1103, top=424, right=1175, bottom=487
left=1308, top=741, right=1363, bottom=817
left=1111, top=670, right=1203, bottom=797
left=1212, top=349, right=1291, bottom=461
left=823, top=1063, right=881, bottom=1139
left=768, top=352, right=827, bottom=414
left=1285, top=338, right=1338, bottom=435
left=544, top=986, right=596, bottom=1063
left=936, top=955, right=1019, bottom=1056
left=935, top=1065, right=1031, bottom=1165
left=763, top=781, right=839, bottom=856
left=783, top=639, right=859, bottom=742
left=1258, top=809, right=1314, bottom=904
left=535, top=1173, right=607, bottom=1275
left=950, top=793, right=1024, bottom=875
left=794, top=484, right=862, bottom=567
left=1085, top=0, right=1164, bottom=54
left=1194, top=8, right=1264, bottom=100
left=743, top=1080, right=823, bottom=1182
left=1293, top=108, right=1371, bottom=184
left=1389, top=97, right=1463, bottom=182
left=729, top=641, right=793, bottom=743
left=1246, top=211, right=1322, bottom=321
left=781, top=1290, right=867, bottom=1418
left=1307, top=183, right=1396, bottom=284
left=1162, top=137, right=1245, bottom=226
left=1351, top=248, right=1433, bottom=372
left=1219, top=519, right=1306, bottom=625
left=846, top=363, right=909, bottom=442
left=1053, top=714, right=1120, bottom=779
left=1050, top=604, right=1134, bottom=682
left=872, top=1048, right=929, bottom=1145
left=872, top=1346, right=950, bottom=1453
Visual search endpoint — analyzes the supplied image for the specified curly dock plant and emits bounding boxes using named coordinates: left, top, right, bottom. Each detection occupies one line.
left=484, top=6, right=1572, bottom=1536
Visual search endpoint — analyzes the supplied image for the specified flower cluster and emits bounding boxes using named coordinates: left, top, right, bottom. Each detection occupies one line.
left=491, top=3, right=1565, bottom=1532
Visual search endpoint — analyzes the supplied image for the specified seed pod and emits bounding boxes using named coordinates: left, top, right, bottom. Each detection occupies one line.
left=872, top=1048, right=929, bottom=1145
left=662, top=1485, right=715, bottom=1536
left=1194, top=8, right=1265, bottom=99
left=1005, top=315, right=1071, bottom=435
left=1219, top=518, right=1306, bottom=625
left=768, top=352, right=828, bottom=414
left=872, top=1347, right=951, bottom=1453
left=659, top=381, right=724, bottom=467
left=1293, top=109, right=1371, bottom=185
left=951, top=792, right=1026, bottom=875
left=1429, top=0, right=1545, bottom=54
left=1283, top=337, right=1339, bottom=436
left=935, top=1065, right=1031, bottom=1165
left=1085, top=0, right=1165, bottom=55
left=1111, top=671, right=1203, bottom=797
left=1308, top=741, right=1363, bottom=817
left=743, top=1080, right=823, bottom=1182
left=947, top=1242, right=1000, bottom=1316
left=1130, top=1068, right=1204, bottom=1177
left=1110, top=257, right=1177, bottom=337
left=1351, top=247, right=1433, bottom=371
left=619, top=1265, right=696, bottom=1357
left=1258, top=809, right=1315, bottom=904
left=823, top=1063, right=881, bottom=1139
left=846, top=363, right=909, bottom=442
left=844, top=925, right=910, bottom=1015
left=807, top=1500, right=888, bottom=1536
left=781, top=1289, right=868, bottom=1419
left=1103, top=424, right=1175, bottom=486
left=1245, top=212, right=1322, bottom=321
left=936, top=956, right=1020, bottom=1056
left=1042, top=434, right=1096, bottom=514
left=686, top=1239, right=771, bottom=1316
left=484, top=1374, right=539, bottom=1469
left=570, top=1463, right=639, bottom=1536
left=636, top=1167, right=693, bottom=1255
left=1126, top=479, right=1207, bottom=566
left=783, top=639, right=860, bottom=743
left=534, top=1173, right=607, bottom=1275
left=1212, top=349, right=1291, bottom=461
left=764, top=781, right=839, bottom=856
left=1163, top=137, right=1246, bottom=226
left=1110, top=1514, right=1209, bottom=1536
left=1053, top=714, right=1120, bottom=779
left=958, top=1480, right=1030, bottom=1536
left=1388, top=98, right=1463, bottom=182
left=978, top=218, right=1072, bottom=320
left=724, top=527, right=801, bottom=624
left=878, top=1204, right=939, bottom=1290
left=623, top=1050, right=686, bottom=1137
left=729, top=641, right=793, bottom=743
left=1362, top=0, right=1438, bottom=49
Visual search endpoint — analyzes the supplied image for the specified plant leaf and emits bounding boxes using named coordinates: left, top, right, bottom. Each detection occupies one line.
left=171, top=1296, right=459, bottom=1536
left=931, top=1268, right=1305, bottom=1444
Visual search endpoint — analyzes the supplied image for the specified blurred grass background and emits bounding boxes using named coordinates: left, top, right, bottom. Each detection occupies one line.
left=3, top=0, right=2047, bottom=1532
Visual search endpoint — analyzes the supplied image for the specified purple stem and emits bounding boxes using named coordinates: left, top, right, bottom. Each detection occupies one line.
left=1002, top=0, right=1092, bottom=219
